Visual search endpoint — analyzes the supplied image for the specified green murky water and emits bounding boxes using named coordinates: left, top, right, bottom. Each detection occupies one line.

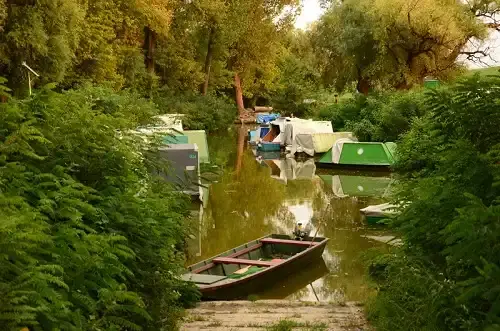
left=186, top=127, right=393, bottom=302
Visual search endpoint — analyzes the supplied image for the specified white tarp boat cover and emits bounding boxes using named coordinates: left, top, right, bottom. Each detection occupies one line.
left=270, top=117, right=334, bottom=146
left=135, top=114, right=186, bottom=139
left=155, top=114, right=185, bottom=132
left=331, top=175, right=346, bottom=197
left=268, top=158, right=316, bottom=183
left=360, top=203, right=398, bottom=217
left=332, top=137, right=357, bottom=163
left=282, top=120, right=333, bottom=146
left=290, top=132, right=356, bottom=156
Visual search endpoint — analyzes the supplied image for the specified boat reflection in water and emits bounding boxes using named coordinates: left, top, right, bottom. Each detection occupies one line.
left=188, top=129, right=395, bottom=302
left=251, top=258, right=329, bottom=300
left=318, top=172, right=393, bottom=198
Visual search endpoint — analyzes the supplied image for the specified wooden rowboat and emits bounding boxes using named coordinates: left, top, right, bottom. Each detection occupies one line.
left=182, top=234, right=329, bottom=300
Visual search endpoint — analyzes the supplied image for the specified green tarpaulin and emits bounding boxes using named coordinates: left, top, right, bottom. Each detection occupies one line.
left=319, top=175, right=392, bottom=197
left=184, top=130, right=210, bottom=163
left=163, top=135, right=188, bottom=144
left=319, top=141, right=396, bottom=166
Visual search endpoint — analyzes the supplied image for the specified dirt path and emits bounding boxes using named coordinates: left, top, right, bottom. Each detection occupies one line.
left=181, top=300, right=370, bottom=330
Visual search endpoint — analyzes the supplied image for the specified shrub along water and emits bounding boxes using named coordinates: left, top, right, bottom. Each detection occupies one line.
left=0, top=84, right=200, bottom=330
left=315, top=91, right=426, bottom=142
left=366, top=76, right=500, bottom=330
left=152, top=89, right=237, bottom=133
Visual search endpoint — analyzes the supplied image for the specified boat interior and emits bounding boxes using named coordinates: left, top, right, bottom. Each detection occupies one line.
left=182, top=234, right=325, bottom=286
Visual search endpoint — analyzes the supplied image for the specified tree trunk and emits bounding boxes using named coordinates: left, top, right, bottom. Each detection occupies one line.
left=144, top=26, right=156, bottom=73
left=234, top=72, right=245, bottom=113
left=357, top=78, right=370, bottom=95
left=201, top=27, right=215, bottom=96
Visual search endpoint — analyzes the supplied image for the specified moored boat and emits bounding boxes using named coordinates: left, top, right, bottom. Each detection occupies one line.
left=182, top=234, right=329, bottom=300
left=360, top=203, right=398, bottom=224
left=257, top=141, right=281, bottom=152
left=318, top=139, right=396, bottom=167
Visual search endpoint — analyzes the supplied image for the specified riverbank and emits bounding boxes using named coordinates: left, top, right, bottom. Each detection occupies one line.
left=181, top=300, right=369, bottom=330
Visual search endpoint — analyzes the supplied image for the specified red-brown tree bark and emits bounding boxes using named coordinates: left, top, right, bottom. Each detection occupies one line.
left=235, top=124, right=246, bottom=177
left=357, top=78, right=370, bottom=95
left=234, top=72, right=245, bottom=113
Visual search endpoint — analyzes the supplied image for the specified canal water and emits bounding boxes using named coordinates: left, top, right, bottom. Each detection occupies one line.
left=186, top=127, right=394, bottom=303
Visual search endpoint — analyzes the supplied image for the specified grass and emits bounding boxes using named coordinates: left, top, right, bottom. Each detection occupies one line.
left=188, top=314, right=208, bottom=322
left=466, top=66, right=500, bottom=77
left=247, top=294, right=260, bottom=302
left=265, top=319, right=328, bottom=331
left=207, top=321, right=222, bottom=327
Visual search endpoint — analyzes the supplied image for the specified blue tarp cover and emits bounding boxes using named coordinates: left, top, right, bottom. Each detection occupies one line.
left=256, top=113, right=280, bottom=124
left=260, top=127, right=270, bottom=138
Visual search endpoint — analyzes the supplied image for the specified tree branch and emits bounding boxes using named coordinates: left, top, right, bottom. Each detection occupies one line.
left=460, top=49, right=496, bottom=66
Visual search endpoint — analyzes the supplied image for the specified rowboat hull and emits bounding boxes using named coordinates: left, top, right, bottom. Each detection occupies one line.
left=184, top=234, right=329, bottom=300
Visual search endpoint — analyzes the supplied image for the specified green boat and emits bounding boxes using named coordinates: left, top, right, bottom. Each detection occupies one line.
left=162, top=134, right=188, bottom=144
left=319, top=174, right=392, bottom=198
left=424, top=77, right=440, bottom=89
left=182, top=234, right=329, bottom=300
left=184, top=130, right=210, bottom=163
left=360, top=203, right=397, bottom=225
left=318, top=140, right=396, bottom=167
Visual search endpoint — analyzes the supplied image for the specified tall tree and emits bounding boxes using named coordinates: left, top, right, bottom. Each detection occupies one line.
left=312, top=0, right=492, bottom=92
left=0, top=0, right=83, bottom=94
left=224, top=0, right=299, bottom=112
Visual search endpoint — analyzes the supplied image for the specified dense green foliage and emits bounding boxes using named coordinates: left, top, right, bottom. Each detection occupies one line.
left=315, top=91, right=426, bottom=142
left=3, top=0, right=500, bottom=329
left=267, top=30, right=322, bottom=117
left=366, top=76, right=500, bottom=330
left=0, top=85, right=199, bottom=330
left=0, top=0, right=300, bottom=110
left=153, top=91, right=237, bottom=132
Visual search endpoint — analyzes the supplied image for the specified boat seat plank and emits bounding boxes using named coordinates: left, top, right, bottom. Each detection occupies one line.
left=212, top=257, right=277, bottom=267
left=190, top=243, right=263, bottom=274
left=181, top=273, right=227, bottom=285
left=191, top=263, right=215, bottom=274
left=260, top=238, right=318, bottom=247
left=228, top=243, right=263, bottom=258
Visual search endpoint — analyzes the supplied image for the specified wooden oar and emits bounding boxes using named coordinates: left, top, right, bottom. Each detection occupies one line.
left=308, top=224, right=322, bottom=248
left=308, top=202, right=331, bottom=248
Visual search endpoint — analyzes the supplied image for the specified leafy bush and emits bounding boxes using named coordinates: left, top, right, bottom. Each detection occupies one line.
left=153, top=89, right=237, bottom=133
left=367, top=76, right=500, bottom=330
left=0, top=85, right=199, bottom=330
left=315, top=91, right=426, bottom=142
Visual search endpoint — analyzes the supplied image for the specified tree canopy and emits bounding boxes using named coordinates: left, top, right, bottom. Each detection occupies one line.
left=1, top=0, right=500, bottom=106
left=312, top=0, right=494, bottom=93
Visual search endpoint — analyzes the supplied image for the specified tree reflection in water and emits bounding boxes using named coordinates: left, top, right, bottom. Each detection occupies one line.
left=187, top=128, right=394, bottom=302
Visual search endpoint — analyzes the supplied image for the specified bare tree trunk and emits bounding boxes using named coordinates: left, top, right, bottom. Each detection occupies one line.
left=234, top=72, right=245, bottom=113
left=357, top=78, right=370, bottom=95
left=201, top=27, right=215, bottom=96
left=355, top=67, right=370, bottom=95
left=144, top=26, right=156, bottom=73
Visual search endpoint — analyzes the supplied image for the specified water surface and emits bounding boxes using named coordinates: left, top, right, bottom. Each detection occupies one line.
left=187, top=127, right=393, bottom=302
